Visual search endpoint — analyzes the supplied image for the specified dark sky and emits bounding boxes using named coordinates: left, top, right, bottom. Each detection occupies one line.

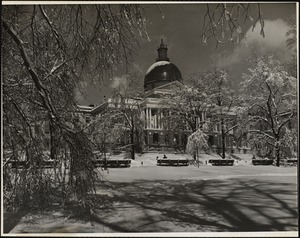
left=75, top=2, right=296, bottom=105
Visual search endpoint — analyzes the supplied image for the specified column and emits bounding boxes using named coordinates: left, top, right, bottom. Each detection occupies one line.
left=149, top=108, right=152, bottom=129
left=159, top=112, right=162, bottom=129
left=157, top=112, right=159, bottom=129
left=146, top=108, right=149, bottom=129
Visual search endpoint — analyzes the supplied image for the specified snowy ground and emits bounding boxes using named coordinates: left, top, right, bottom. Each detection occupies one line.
left=6, top=152, right=298, bottom=236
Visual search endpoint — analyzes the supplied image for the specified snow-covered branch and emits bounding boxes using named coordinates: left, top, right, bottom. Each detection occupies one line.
left=39, top=5, right=60, bottom=46
left=44, top=58, right=73, bottom=80
left=249, top=130, right=275, bottom=141
left=224, top=124, right=238, bottom=135
left=249, top=115, right=271, bottom=127
left=3, top=20, right=57, bottom=121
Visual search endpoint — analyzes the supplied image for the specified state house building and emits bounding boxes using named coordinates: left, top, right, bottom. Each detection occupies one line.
left=77, top=40, right=244, bottom=152
left=142, top=39, right=190, bottom=148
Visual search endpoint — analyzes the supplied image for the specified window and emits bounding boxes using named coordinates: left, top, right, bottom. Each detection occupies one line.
left=85, top=115, right=91, bottom=124
left=35, top=124, right=40, bottom=135
left=153, top=133, right=159, bottom=144
left=44, top=123, right=50, bottom=135
left=174, top=134, right=179, bottom=145
left=165, top=135, right=169, bottom=144
left=151, top=109, right=157, bottom=116
left=208, top=135, right=214, bottom=146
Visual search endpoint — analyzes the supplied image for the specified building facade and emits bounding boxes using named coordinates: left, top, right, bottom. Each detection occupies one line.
left=77, top=40, right=248, bottom=153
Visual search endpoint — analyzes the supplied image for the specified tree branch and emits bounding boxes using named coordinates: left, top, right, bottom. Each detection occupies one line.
left=3, top=20, right=60, bottom=132
left=44, top=58, right=73, bottom=80
left=249, top=115, right=271, bottom=127
left=278, top=111, right=294, bottom=133
left=249, top=129, right=275, bottom=141
left=39, top=5, right=60, bottom=47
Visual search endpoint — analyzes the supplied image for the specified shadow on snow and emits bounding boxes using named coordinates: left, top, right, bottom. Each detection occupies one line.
left=90, top=178, right=298, bottom=232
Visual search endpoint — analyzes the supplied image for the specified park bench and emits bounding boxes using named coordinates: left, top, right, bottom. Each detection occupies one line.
left=287, top=159, right=297, bottom=165
left=157, top=158, right=189, bottom=166
left=280, top=159, right=298, bottom=167
left=93, top=159, right=131, bottom=168
left=10, top=160, right=55, bottom=169
left=10, top=160, right=27, bottom=169
left=252, top=159, right=273, bottom=165
left=208, top=159, right=234, bottom=166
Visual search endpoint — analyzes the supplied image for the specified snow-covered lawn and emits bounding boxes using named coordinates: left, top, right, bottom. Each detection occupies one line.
left=7, top=152, right=298, bottom=235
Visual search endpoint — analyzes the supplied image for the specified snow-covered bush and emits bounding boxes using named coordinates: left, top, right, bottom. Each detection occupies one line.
left=186, top=129, right=209, bottom=160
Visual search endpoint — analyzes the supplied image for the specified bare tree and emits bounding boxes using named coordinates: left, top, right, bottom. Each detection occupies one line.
left=87, top=108, right=125, bottom=169
left=2, top=4, right=148, bottom=211
left=110, top=71, right=145, bottom=160
left=204, top=69, right=238, bottom=159
left=240, top=55, right=297, bottom=167
left=286, top=15, right=297, bottom=78
left=202, top=3, right=265, bottom=47
left=186, top=129, right=209, bottom=167
left=160, top=70, right=238, bottom=158
left=161, top=77, right=208, bottom=134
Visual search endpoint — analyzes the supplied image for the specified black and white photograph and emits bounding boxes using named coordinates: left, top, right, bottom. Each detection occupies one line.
left=1, top=1, right=298, bottom=237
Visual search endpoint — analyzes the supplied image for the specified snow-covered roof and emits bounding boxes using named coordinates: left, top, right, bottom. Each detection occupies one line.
left=145, top=61, right=171, bottom=75
left=77, top=105, right=94, bottom=112
left=144, top=81, right=177, bottom=98
left=78, top=105, right=94, bottom=110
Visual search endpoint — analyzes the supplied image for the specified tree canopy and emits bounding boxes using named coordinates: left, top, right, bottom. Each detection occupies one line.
left=2, top=4, right=148, bottom=212
left=240, top=55, right=297, bottom=166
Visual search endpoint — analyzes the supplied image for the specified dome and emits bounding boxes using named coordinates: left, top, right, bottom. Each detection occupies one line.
left=144, top=61, right=182, bottom=91
left=144, top=39, right=182, bottom=91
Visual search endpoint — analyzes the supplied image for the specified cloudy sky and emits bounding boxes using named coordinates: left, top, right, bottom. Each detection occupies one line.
left=76, top=2, right=297, bottom=105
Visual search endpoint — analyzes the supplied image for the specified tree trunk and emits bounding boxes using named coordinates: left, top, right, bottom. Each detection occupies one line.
left=131, top=117, right=135, bottom=160
left=135, top=129, right=142, bottom=153
left=62, top=149, right=67, bottom=201
left=197, top=149, right=199, bottom=168
left=221, top=118, right=226, bottom=159
left=49, top=120, right=57, bottom=183
left=275, top=140, right=280, bottom=167
left=103, top=136, right=107, bottom=170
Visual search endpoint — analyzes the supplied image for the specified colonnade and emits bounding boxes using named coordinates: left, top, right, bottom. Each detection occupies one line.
left=144, top=108, right=206, bottom=130
left=144, top=108, right=164, bottom=129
